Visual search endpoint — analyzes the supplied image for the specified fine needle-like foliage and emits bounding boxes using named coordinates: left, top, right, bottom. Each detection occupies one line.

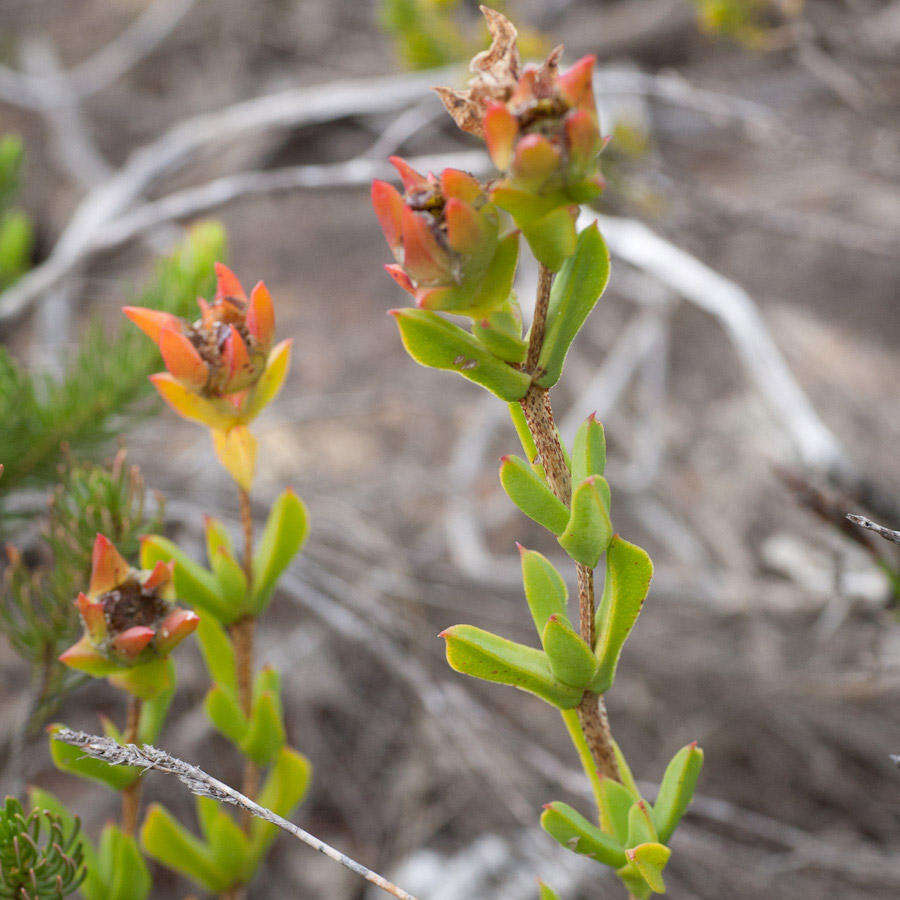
left=0, top=797, right=86, bottom=899
left=0, top=221, right=223, bottom=514
left=0, top=452, right=164, bottom=731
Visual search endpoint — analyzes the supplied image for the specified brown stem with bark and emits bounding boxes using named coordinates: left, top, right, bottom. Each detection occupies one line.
left=121, top=695, right=143, bottom=835
left=520, top=265, right=621, bottom=785
left=231, top=486, right=259, bottom=832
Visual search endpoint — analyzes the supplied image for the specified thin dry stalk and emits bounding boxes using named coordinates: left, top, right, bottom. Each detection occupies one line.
left=519, top=265, right=620, bottom=785
left=51, top=728, right=419, bottom=900
left=120, top=695, right=143, bottom=835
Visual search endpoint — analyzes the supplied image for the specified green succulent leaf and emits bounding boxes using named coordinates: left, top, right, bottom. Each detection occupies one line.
left=96, top=824, right=151, bottom=900
left=211, top=547, right=248, bottom=611
left=520, top=546, right=568, bottom=636
left=204, top=516, right=234, bottom=562
left=462, top=230, right=520, bottom=318
left=626, top=800, right=659, bottom=847
left=391, top=307, right=531, bottom=401
left=441, top=624, right=582, bottom=708
left=537, top=222, right=610, bottom=387
left=612, top=738, right=642, bottom=800
left=196, top=612, right=237, bottom=693
left=521, top=206, right=578, bottom=272
left=251, top=488, right=309, bottom=613
left=108, top=656, right=174, bottom=700
left=500, top=454, right=570, bottom=535
left=241, top=690, right=286, bottom=767
left=251, top=746, right=312, bottom=862
left=592, top=536, right=653, bottom=693
left=652, top=741, right=704, bottom=843
left=558, top=477, right=613, bottom=568
left=472, top=308, right=527, bottom=364
left=204, top=684, right=249, bottom=746
left=138, top=679, right=174, bottom=744
left=141, top=804, right=233, bottom=893
left=508, top=402, right=538, bottom=465
left=538, top=882, right=560, bottom=900
left=49, top=725, right=140, bottom=791
left=540, top=801, right=627, bottom=868
left=541, top=615, right=598, bottom=689
left=571, top=414, right=607, bottom=485
left=623, top=842, right=671, bottom=895
left=599, top=777, right=638, bottom=845
left=141, top=535, right=231, bottom=622
left=194, top=798, right=253, bottom=886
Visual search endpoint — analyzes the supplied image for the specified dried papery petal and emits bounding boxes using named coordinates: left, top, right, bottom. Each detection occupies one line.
left=247, top=281, right=275, bottom=349
left=159, top=326, right=209, bottom=390
left=89, top=534, right=131, bottom=598
left=214, top=262, right=247, bottom=301
left=434, top=7, right=520, bottom=137
left=371, top=180, right=406, bottom=256
left=121, top=306, right=183, bottom=343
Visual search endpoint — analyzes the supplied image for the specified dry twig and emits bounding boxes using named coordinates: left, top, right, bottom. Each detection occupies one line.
left=52, top=728, right=418, bottom=900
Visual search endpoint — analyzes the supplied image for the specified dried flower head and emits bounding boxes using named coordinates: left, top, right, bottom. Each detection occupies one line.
left=435, top=7, right=606, bottom=269
left=372, top=157, right=518, bottom=315
left=59, top=534, right=197, bottom=690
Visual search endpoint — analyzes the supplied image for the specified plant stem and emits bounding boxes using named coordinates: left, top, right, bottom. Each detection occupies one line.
left=121, top=694, right=143, bottom=835
left=520, top=264, right=621, bottom=788
left=232, top=486, right=259, bottom=831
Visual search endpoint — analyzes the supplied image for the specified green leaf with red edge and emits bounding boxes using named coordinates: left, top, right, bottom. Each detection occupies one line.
left=592, top=536, right=653, bottom=693
left=536, top=222, right=610, bottom=387
left=539, top=802, right=627, bottom=868
left=500, top=454, right=570, bottom=535
left=441, top=624, right=582, bottom=708
left=391, top=308, right=531, bottom=401
left=538, top=882, right=560, bottom=900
